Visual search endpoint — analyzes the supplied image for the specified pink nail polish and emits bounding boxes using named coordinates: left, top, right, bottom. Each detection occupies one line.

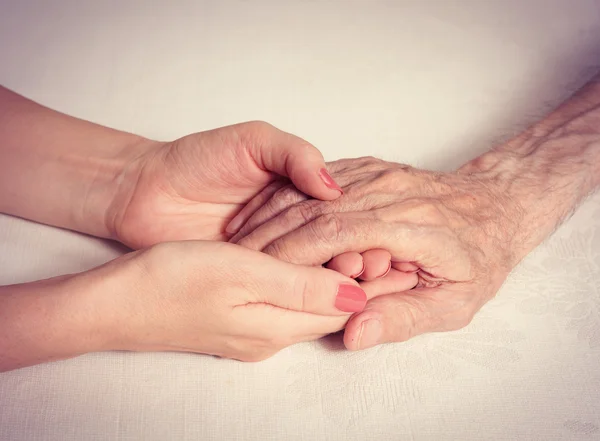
left=319, top=168, right=343, bottom=194
left=335, top=284, right=367, bottom=313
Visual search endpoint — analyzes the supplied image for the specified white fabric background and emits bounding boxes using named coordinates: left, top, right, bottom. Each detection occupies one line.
left=0, top=1, right=599, bottom=440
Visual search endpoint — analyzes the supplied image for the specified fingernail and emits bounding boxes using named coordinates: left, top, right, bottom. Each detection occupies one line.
left=225, top=214, right=244, bottom=235
left=335, top=284, right=367, bottom=313
left=351, top=263, right=365, bottom=279
left=319, top=168, right=343, bottom=194
left=358, top=319, right=382, bottom=350
left=380, top=262, right=392, bottom=278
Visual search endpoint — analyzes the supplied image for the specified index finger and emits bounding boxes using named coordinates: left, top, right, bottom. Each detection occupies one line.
left=262, top=212, right=473, bottom=282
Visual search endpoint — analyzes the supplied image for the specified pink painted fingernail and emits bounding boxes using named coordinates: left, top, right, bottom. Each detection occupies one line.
left=335, top=284, right=367, bottom=313
left=358, top=319, right=382, bottom=350
left=319, top=168, right=343, bottom=194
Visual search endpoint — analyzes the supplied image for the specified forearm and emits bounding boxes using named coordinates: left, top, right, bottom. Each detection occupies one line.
left=460, top=74, right=600, bottom=263
left=0, top=272, right=114, bottom=372
left=0, top=86, right=153, bottom=238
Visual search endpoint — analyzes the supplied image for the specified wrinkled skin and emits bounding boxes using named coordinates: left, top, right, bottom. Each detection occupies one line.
left=232, top=157, right=523, bottom=350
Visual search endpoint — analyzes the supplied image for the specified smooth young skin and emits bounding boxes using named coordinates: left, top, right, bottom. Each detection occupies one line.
left=0, top=241, right=419, bottom=372
left=0, top=87, right=345, bottom=248
left=233, top=74, right=600, bottom=350
left=0, top=86, right=389, bottom=275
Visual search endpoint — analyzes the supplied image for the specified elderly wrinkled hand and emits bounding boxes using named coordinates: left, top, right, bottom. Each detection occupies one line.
left=230, top=156, right=526, bottom=349
left=230, top=75, right=600, bottom=351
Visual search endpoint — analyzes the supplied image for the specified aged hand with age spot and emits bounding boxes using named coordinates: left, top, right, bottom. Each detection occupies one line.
left=231, top=74, right=600, bottom=350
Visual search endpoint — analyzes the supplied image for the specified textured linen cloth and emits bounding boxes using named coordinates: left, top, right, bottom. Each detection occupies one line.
left=0, top=1, right=599, bottom=440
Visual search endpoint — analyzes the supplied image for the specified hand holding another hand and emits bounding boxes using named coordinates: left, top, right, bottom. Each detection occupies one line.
left=4, top=76, right=598, bottom=371
left=104, top=121, right=343, bottom=249
left=73, top=241, right=418, bottom=362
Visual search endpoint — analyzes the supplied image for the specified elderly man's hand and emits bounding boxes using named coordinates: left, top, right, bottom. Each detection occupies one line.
left=230, top=156, right=530, bottom=349
left=230, top=73, right=600, bottom=351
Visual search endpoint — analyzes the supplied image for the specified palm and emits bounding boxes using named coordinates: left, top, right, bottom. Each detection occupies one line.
left=114, top=128, right=278, bottom=249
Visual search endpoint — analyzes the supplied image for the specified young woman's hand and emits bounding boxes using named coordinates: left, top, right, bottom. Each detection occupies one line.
left=105, top=121, right=342, bottom=249
left=0, top=240, right=418, bottom=371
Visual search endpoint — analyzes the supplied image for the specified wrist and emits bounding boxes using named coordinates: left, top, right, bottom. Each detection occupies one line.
left=83, top=250, right=161, bottom=352
left=0, top=272, right=116, bottom=371
left=459, top=126, right=600, bottom=265
left=0, top=87, right=164, bottom=239
left=458, top=149, right=537, bottom=266
left=80, top=137, right=162, bottom=240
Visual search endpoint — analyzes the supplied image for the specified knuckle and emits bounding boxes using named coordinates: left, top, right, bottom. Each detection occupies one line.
left=356, top=156, right=410, bottom=173
left=273, top=185, right=305, bottom=207
left=313, top=213, right=344, bottom=241
left=400, top=200, right=446, bottom=225
left=380, top=168, right=413, bottom=193
left=287, top=201, right=320, bottom=224
left=377, top=168, right=399, bottom=182
left=419, top=203, right=445, bottom=222
left=357, top=156, right=383, bottom=167
left=239, top=121, right=277, bottom=146
left=264, top=240, right=293, bottom=262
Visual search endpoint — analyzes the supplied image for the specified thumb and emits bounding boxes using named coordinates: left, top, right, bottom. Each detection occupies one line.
left=247, top=122, right=343, bottom=201
left=343, top=285, right=474, bottom=350
left=262, top=263, right=368, bottom=316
